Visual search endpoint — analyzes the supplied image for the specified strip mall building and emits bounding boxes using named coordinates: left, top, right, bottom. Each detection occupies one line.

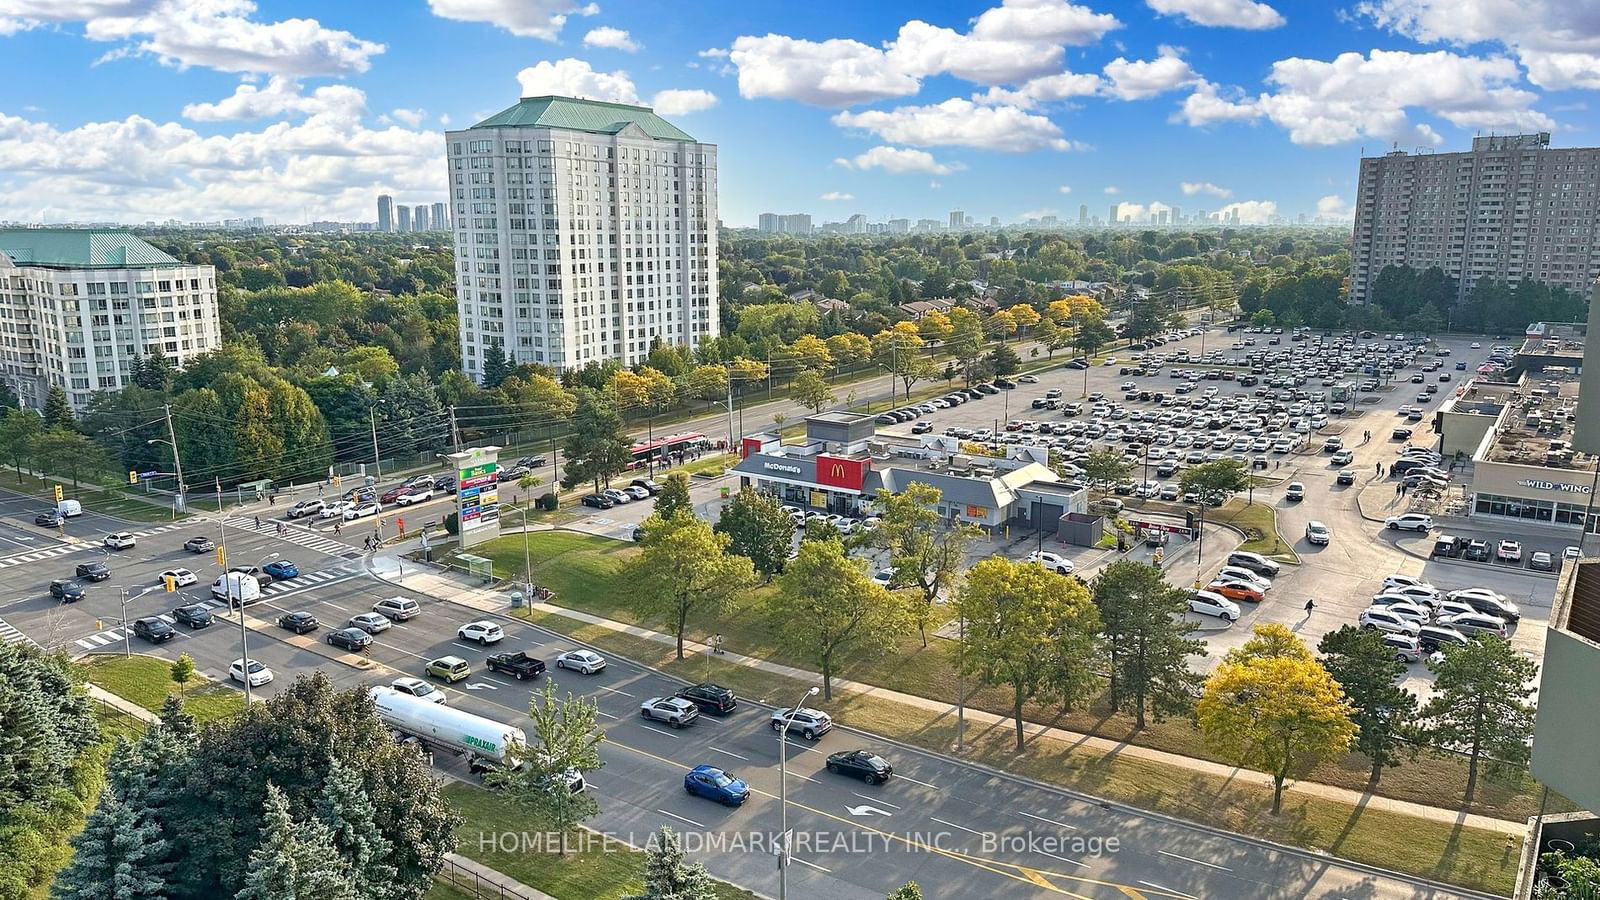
left=730, top=412, right=1091, bottom=535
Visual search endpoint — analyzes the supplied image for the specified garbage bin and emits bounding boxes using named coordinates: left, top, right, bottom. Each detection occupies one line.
left=509, top=591, right=524, bottom=609
left=720, top=486, right=730, bottom=499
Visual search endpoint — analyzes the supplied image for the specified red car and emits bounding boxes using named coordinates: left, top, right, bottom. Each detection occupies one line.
left=1207, top=579, right=1264, bottom=604
left=380, top=486, right=406, bottom=504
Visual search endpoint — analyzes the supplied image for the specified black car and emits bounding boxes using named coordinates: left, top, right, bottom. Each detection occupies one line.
left=34, top=510, right=62, bottom=527
left=434, top=477, right=457, bottom=495
left=183, top=536, right=216, bottom=553
left=325, top=627, right=372, bottom=651
left=675, top=682, right=738, bottom=715
left=132, top=617, right=176, bottom=644
left=518, top=455, right=549, bottom=468
left=631, top=478, right=662, bottom=495
left=49, top=580, right=84, bottom=602
left=582, top=494, right=614, bottom=510
left=826, top=750, right=894, bottom=785
left=276, top=611, right=319, bottom=634
left=170, top=604, right=213, bottom=629
left=75, top=561, right=111, bottom=581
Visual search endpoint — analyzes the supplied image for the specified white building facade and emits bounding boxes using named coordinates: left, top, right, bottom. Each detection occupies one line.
left=445, top=95, right=719, bottom=377
left=0, top=229, right=220, bottom=410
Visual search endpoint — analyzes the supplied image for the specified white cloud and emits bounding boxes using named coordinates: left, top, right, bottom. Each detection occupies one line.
left=1058, top=184, right=1072, bottom=193
left=929, top=179, right=942, bottom=189
left=438, top=113, right=452, bottom=126
left=1111, top=201, right=1144, bottom=221
left=973, top=70, right=1104, bottom=108
left=1181, top=180, right=1232, bottom=198
left=834, top=145, right=964, bottom=175
left=425, top=0, right=596, bottom=40
left=181, top=76, right=366, bottom=121
left=1102, top=45, right=1199, bottom=99
left=388, top=107, right=427, bottom=128
left=726, top=1, right=1121, bottom=107
left=1357, top=0, right=1600, bottom=90
left=833, top=98, right=1084, bottom=152
left=1146, top=0, right=1284, bottom=29
left=1019, top=207, right=1058, bottom=220
left=1316, top=194, right=1354, bottom=219
left=1103, top=185, right=1120, bottom=194
left=0, top=0, right=386, bottom=76
left=1215, top=199, right=1277, bottom=223
left=698, top=47, right=728, bottom=58
left=819, top=191, right=854, bottom=201
left=650, top=88, right=717, bottom=115
left=583, top=25, right=637, bottom=51
left=515, top=58, right=640, bottom=104
left=1176, top=49, right=1553, bottom=146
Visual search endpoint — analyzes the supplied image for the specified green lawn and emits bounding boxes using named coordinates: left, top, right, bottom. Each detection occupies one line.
left=443, top=782, right=758, bottom=900
left=84, top=654, right=245, bottom=724
left=0, top=469, right=186, bottom=523
left=1211, top=499, right=1300, bottom=562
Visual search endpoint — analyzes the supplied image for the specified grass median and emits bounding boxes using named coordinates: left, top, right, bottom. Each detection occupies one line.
left=84, top=654, right=245, bottom=724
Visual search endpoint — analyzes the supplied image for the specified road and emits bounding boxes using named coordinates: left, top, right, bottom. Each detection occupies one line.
left=0, top=481, right=1498, bottom=900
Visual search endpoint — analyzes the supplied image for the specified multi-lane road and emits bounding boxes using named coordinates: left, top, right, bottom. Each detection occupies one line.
left=0, top=470, right=1500, bottom=899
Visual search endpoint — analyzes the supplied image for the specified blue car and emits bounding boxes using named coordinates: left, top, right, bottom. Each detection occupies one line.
left=263, top=560, right=300, bottom=580
left=683, top=764, right=749, bottom=807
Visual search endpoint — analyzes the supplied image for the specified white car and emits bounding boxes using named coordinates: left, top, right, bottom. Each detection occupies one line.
left=1188, top=590, right=1240, bottom=622
left=1383, top=513, right=1434, bottom=532
left=1025, top=550, right=1075, bottom=575
left=871, top=568, right=897, bottom=587
left=229, top=658, right=273, bottom=687
left=104, top=531, right=137, bottom=550
left=554, top=649, right=607, bottom=674
left=1381, top=574, right=1436, bottom=593
left=1379, top=583, right=1440, bottom=606
left=349, top=612, right=393, bottom=634
left=288, top=498, right=325, bottom=518
left=1359, top=606, right=1421, bottom=635
left=1217, top=565, right=1271, bottom=591
left=395, top=487, right=434, bottom=506
left=1330, top=450, right=1354, bottom=466
left=320, top=501, right=351, bottom=519
left=1496, top=540, right=1522, bottom=561
left=457, top=621, right=504, bottom=645
left=158, top=568, right=198, bottom=587
left=343, top=500, right=381, bottom=521
left=390, top=676, right=446, bottom=704
left=1565, top=546, right=1583, bottom=561
left=639, top=697, right=700, bottom=728
left=1380, top=600, right=1432, bottom=624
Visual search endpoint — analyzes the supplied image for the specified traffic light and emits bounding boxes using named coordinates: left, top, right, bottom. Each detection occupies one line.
left=333, top=475, right=342, bottom=488
left=215, top=546, right=226, bottom=568
left=129, top=470, right=138, bottom=485
left=163, top=574, right=176, bottom=593
left=53, top=484, right=62, bottom=502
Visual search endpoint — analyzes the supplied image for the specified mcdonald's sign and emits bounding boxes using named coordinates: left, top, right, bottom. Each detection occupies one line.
left=815, top=455, right=868, bottom=492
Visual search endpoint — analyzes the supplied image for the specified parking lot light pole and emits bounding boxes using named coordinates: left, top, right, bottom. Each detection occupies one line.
left=233, top=551, right=279, bottom=704
left=778, top=685, right=820, bottom=900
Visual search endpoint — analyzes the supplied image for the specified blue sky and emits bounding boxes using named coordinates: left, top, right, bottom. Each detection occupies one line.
left=0, top=0, right=1594, bottom=227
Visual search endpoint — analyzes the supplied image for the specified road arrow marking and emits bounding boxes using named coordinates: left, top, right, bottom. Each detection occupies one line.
left=465, top=682, right=498, bottom=691
left=845, top=804, right=893, bottom=817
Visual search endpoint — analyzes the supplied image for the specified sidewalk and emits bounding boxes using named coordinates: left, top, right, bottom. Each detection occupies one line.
left=369, top=554, right=1525, bottom=836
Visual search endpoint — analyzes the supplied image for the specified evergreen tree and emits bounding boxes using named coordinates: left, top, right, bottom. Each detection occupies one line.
left=136, top=348, right=175, bottom=392
left=624, top=826, right=717, bottom=900
left=314, top=759, right=398, bottom=899
left=560, top=390, right=633, bottom=494
left=481, top=340, right=511, bottom=388
left=235, top=784, right=356, bottom=900
left=52, top=741, right=173, bottom=900
left=1091, top=560, right=1205, bottom=728
left=1318, top=626, right=1419, bottom=784
left=41, top=386, right=74, bottom=430
left=158, top=694, right=197, bottom=743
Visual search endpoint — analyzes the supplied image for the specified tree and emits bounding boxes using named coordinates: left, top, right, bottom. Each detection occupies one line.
left=654, top=472, right=692, bottom=521
left=946, top=308, right=986, bottom=385
left=1417, top=636, right=1537, bottom=804
left=159, top=695, right=197, bottom=743
left=481, top=340, right=511, bottom=388
left=1179, top=459, right=1249, bottom=507
left=714, top=488, right=795, bottom=580
left=235, top=784, right=356, bottom=900
left=1008, top=304, right=1041, bottom=336
left=630, top=512, right=759, bottom=658
left=0, top=406, right=42, bottom=482
left=1317, top=626, right=1419, bottom=784
left=1080, top=449, right=1133, bottom=490
left=1071, top=317, right=1115, bottom=360
left=35, top=428, right=111, bottom=494
left=1035, top=319, right=1071, bottom=359
left=789, top=334, right=834, bottom=371
left=955, top=558, right=1102, bottom=751
left=42, top=385, right=73, bottom=429
left=1250, top=308, right=1276, bottom=328
left=916, top=309, right=952, bottom=345
left=314, top=759, right=398, bottom=898
left=988, top=343, right=1021, bottom=377
left=772, top=538, right=909, bottom=700
left=52, top=740, right=174, bottom=900
left=487, top=679, right=605, bottom=852
left=872, top=323, right=933, bottom=397
left=886, top=883, right=924, bottom=900
left=624, top=826, right=717, bottom=900
left=170, top=654, right=195, bottom=698
left=1091, top=561, right=1204, bottom=728
left=561, top=391, right=633, bottom=494
left=1196, top=625, right=1356, bottom=814
left=789, top=369, right=835, bottom=414
left=872, top=484, right=978, bottom=646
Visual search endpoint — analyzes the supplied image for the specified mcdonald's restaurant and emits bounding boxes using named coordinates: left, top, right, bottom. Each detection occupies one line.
left=729, top=412, right=1088, bottom=532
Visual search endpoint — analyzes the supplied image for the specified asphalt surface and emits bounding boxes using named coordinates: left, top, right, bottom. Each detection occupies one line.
left=0, top=478, right=1501, bottom=900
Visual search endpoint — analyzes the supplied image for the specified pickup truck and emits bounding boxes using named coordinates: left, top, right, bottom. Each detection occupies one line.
left=485, top=650, right=546, bottom=681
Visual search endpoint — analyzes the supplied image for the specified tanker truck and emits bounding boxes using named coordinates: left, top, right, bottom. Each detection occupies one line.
left=369, top=686, right=526, bottom=775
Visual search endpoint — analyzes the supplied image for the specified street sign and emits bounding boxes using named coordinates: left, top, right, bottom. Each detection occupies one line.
left=1130, top=519, right=1193, bottom=537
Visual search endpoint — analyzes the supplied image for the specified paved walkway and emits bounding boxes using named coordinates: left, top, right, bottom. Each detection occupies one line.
left=368, top=554, right=1525, bottom=836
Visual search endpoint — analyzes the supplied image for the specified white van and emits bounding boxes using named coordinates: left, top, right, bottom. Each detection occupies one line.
left=211, top=571, right=263, bottom=607
left=57, top=499, right=82, bottom=518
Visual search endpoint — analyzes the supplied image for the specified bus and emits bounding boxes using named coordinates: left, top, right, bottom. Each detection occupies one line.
left=628, top=432, right=709, bottom=470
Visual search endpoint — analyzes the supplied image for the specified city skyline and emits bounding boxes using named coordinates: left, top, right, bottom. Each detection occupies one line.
left=0, top=1, right=1595, bottom=229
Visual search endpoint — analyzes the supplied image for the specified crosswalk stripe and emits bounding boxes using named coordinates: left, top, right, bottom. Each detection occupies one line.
left=75, top=638, right=95, bottom=650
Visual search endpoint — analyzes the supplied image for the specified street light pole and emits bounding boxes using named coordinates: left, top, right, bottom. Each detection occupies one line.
left=162, top=404, right=186, bottom=516
left=777, top=685, right=820, bottom=900
left=369, top=402, right=385, bottom=482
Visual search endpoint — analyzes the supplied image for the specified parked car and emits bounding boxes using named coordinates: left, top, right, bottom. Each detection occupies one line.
left=554, top=649, right=607, bottom=675
left=1530, top=550, right=1555, bottom=571
left=1445, top=588, right=1521, bottom=622
left=1024, top=550, right=1075, bottom=575
left=1384, top=513, right=1434, bottom=532
left=1416, top=624, right=1471, bottom=654
left=1208, top=579, right=1265, bottom=604
left=581, top=494, right=614, bottom=510
left=1496, top=540, right=1523, bottom=562
left=1188, top=590, right=1240, bottom=622
left=1382, top=633, right=1425, bottom=663
left=1359, top=606, right=1420, bottom=635
left=826, top=750, right=894, bottom=785
left=630, top=477, right=663, bottom=495
left=640, top=697, right=701, bottom=728
left=770, top=707, right=834, bottom=740
left=1227, top=551, right=1280, bottom=577
left=457, top=621, right=504, bottom=645
left=326, top=627, right=373, bottom=651
left=1463, top=539, right=1491, bottom=561
left=276, top=611, right=319, bottom=634
left=675, top=682, right=738, bottom=715
left=1437, top=611, right=1508, bottom=639
left=683, top=764, right=749, bottom=807
left=601, top=488, right=633, bottom=505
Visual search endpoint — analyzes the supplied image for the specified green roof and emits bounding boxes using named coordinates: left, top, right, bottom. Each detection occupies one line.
left=471, top=96, right=697, bottom=142
left=0, top=229, right=180, bottom=269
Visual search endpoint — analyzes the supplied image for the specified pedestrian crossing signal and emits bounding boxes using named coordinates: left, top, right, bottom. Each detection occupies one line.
left=129, top=470, right=138, bottom=484
left=215, top=546, right=226, bottom=568
left=53, top=484, right=63, bottom=502
left=163, top=575, right=176, bottom=593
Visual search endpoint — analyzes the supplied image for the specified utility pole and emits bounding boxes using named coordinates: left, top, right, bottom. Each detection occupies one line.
left=725, top=376, right=736, bottom=450
left=449, top=406, right=463, bottom=452
left=368, top=407, right=384, bottom=481
left=163, top=404, right=186, bottom=515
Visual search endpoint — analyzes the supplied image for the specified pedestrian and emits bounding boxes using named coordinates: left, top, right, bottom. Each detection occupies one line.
left=334, top=521, right=342, bottom=535
left=1303, top=598, right=1315, bottom=616
left=254, top=515, right=261, bottom=528
left=317, top=483, right=323, bottom=497
left=269, top=493, right=276, bottom=506
left=1396, top=482, right=1403, bottom=496
left=1376, top=461, right=1381, bottom=475
left=714, top=633, right=725, bottom=655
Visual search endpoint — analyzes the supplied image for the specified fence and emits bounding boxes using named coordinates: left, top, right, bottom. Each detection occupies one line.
left=434, top=857, right=543, bottom=900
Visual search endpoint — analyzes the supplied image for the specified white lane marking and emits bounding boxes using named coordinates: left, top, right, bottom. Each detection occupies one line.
left=1036, top=849, right=1087, bottom=868
left=788, top=857, right=832, bottom=874
left=785, top=772, right=820, bottom=785
left=1019, top=811, right=1077, bottom=831
left=596, top=710, right=619, bottom=719
left=655, top=809, right=705, bottom=829
left=854, top=792, right=900, bottom=809
left=1159, top=850, right=1232, bottom=872
left=893, top=773, right=939, bottom=789
left=1138, top=882, right=1198, bottom=899
left=594, top=684, right=635, bottom=698
left=708, top=746, right=749, bottom=761
left=482, top=674, right=516, bottom=685
left=641, top=725, right=679, bottom=739
left=929, top=816, right=984, bottom=836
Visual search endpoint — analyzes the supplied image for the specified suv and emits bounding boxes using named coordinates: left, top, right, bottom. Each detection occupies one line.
left=373, top=597, right=420, bottom=621
left=183, top=535, right=216, bottom=553
left=770, top=707, right=833, bottom=740
left=426, top=656, right=472, bottom=683
left=1305, top=521, right=1332, bottom=545
left=1285, top=482, right=1305, bottom=501
left=133, top=617, right=176, bottom=643
left=1359, top=606, right=1420, bottom=635
left=1383, top=513, right=1434, bottom=532
left=104, top=531, right=137, bottom=550
left=75, top=561, right=111, bottom=581
left=1382, top=633, right=1425, bottom=663
left=1417, top=624, right=1471, bottom=654
left=675, top=682, right=738, bottom=715
left=287, top=498, right=324, bottom=518
left=640, top=697, right=701, bottom=728
left=170, top=603, right=213, bottom=628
